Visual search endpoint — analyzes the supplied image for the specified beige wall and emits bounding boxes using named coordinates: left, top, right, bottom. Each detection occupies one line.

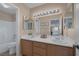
left=0, top=10, right=16, bottom=22
left=14, top=3, right=30, bottom=36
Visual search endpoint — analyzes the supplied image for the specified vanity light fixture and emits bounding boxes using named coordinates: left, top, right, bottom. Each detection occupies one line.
left=46, top=11, right=49, bottom=14
left=43, top=12, right=46, bottom=15
left=33, top=9, right=61, bottom=17
left=53, top=10, right=56, bottom=13
left=23, top=16, right=29, bottom=20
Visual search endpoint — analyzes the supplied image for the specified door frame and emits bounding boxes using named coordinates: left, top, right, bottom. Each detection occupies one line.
left=10, top=3, right=21, bottom=56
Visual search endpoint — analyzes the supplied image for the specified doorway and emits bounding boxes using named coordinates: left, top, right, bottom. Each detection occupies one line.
left=0, top=3, right=19, bottom=56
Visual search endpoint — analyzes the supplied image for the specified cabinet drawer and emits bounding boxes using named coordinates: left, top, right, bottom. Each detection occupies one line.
left=21, top=39, right=32, bottom=47
left=33, top=46, right=46, bottom=56
left=33, top=41, right=47, bottom=49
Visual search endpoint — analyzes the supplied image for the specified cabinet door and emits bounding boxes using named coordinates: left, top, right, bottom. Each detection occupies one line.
left=47, top=44, right=74, bottom=56
left=21, top=39, right=32, bottom=56
left=32, top=42, right=47, bottom=56
left=33, top=41, right=47, bottom=49
left=33, top=46, right=46, bottom=56
left=47, top=44, right=57, bottom=56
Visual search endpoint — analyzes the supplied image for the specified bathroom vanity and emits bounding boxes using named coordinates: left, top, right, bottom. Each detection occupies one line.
left=21, top=7, right=75, bottom=56
left=20, top=36, right=75, bottom=56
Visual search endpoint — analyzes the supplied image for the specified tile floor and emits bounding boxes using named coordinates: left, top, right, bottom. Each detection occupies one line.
left=0, top=51, right=16, bottom=56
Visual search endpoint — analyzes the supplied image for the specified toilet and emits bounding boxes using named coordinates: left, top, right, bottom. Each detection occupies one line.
left=8, top=42, right=16, bottom=55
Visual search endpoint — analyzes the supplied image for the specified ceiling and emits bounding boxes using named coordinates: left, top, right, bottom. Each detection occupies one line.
left=0, top=3, right=72, bottom=15
left=0, top=3, right=16, bottom=15
left=25, top=3, right=45, bottom=8
left=0, top=3, right=44, bottom=15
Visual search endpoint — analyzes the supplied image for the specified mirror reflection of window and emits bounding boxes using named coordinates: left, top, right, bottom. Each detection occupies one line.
left=51, top=26, right=60, bottom=36
left=51, top=20, right=59, bottom=25
left=64, top=17, right=72, bottom=29
left=50, top=19, right=60, bottom=36
left=24, top=20, right=33, bottom=30
left=28, top=22, right=32, bottom=30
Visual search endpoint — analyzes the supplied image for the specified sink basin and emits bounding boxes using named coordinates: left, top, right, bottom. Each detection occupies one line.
left=51, top=36, right=69, bottom=44
left=52, top=39, right=68, bottom=44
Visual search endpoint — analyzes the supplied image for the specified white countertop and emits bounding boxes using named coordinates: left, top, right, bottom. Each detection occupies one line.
left=21, top=35, right=75, bottom=47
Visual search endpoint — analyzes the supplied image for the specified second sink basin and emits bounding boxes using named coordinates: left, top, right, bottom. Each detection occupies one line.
left=51, top=36, right=69, bottom=44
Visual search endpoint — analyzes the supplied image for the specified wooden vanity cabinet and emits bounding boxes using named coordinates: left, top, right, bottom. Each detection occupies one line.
left=20, top=39, right=32, bottom=56
left=20, top=39, right=75, bottom=56
left=47, top=44, right=75, bottom=56
left=32, top=41, right=47, bottom=56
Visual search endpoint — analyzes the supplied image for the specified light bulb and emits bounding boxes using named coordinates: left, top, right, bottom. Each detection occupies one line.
left=53, top=10, right=56, bottom=13
left=49, top=11, right=53, bottom=14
